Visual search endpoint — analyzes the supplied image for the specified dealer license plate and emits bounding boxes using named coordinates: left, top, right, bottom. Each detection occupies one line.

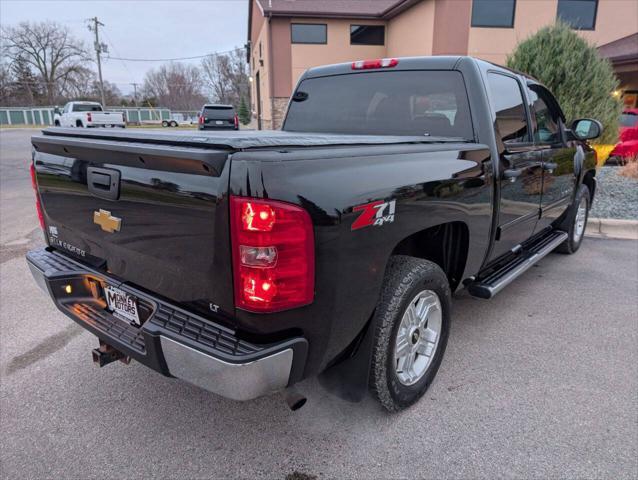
left=104, top=286, right=140, bottom=326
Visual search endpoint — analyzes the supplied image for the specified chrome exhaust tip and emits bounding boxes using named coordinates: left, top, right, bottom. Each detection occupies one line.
left=284, top=387, right=307, bottom=411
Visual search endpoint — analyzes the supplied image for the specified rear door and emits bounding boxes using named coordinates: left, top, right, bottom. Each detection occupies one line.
left=32, top=134, right=234, bottom=317
left=486, top=72, right=543, bottom=261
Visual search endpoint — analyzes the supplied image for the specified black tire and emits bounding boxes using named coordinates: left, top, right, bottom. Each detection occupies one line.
left=369, top=255, right=451, bottom=412
left=170, top=120, right=178, bottom=127
left=556, top=184, right=590, bottom=254
left=162, top=120, right=169, bottom=127
left=75, top=120, right=83, bottom=128
left=54, top=120, right=60, bottom=127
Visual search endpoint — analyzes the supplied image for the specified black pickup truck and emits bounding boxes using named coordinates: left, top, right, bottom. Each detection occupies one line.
left=27, top=56, right=600, bottom=412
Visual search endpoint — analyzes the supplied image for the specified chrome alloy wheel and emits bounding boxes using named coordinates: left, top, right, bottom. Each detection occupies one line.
left=393, top=290, right=442, bottom=386
left=574, top=196, right=588, bottom=242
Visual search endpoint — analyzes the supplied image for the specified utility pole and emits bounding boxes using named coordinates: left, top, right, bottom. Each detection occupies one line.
left=88, top=17, right=106, bottom=107
left=130, top=82, right=139, bottom=107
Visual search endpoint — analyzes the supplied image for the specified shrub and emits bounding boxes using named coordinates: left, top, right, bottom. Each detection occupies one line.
left=507, top=22, right=622, bottom=145
left=238, top=96, right=251, bottom=125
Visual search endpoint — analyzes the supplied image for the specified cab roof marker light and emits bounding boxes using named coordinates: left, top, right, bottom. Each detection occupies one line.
left=351, top=58, right=398, bottom=70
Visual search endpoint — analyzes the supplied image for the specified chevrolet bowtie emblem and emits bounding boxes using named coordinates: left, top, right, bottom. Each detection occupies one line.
left=93, top=209, right=121, bottom=233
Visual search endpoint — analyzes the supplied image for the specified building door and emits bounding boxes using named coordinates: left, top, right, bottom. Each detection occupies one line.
left=255, top=71, right=262, bottom=130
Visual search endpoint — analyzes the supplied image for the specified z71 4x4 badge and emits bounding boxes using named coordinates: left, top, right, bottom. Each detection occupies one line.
left=351, top=199, right=396, bottom=231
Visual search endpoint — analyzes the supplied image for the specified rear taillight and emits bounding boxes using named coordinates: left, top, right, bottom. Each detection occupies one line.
left=234, top=114, right=239, bottom=128
left=230, top=196, right=314, bottom=313
left=30, top=163, right=45, bottom=230
left=199, top=114, right=204, bottom=125
left=87, top=112, right=92, bottom=122
left=351, top=58, right=398, bottom=70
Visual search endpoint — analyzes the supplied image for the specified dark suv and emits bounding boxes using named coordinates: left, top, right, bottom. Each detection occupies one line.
left=198, top=104, right=239, bottom=130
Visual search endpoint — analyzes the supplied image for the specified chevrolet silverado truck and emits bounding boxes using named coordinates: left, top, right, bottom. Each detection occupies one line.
left=53, top=101, right=126, bottom=129
left=28, top=56, right=601, bottom=412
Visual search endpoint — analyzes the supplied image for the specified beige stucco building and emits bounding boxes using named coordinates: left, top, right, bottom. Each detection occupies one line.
left=248, top=0, right=638, bottom=129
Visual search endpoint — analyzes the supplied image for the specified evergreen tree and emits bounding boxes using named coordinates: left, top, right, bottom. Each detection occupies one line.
left=507, top=22, right=621, bottom=144
left=238, top=96, right=251, bottom=125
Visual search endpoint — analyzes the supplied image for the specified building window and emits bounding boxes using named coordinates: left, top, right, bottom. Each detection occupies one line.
left=291, top=24, right=327, bottom=44
left=557, top=0, right=598, bottom=30
left=350, top=25, right=385, bottom=45
left=471, top=0, right=516, bottom=28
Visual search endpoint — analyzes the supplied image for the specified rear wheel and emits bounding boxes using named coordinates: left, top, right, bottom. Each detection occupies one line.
left=556, top=184, right=590, bottom=254
left=162, top=120, right=169, bottom=127
left=170, top=120, right=178, bottom=127
left=369, top=256, right=451, bottom=412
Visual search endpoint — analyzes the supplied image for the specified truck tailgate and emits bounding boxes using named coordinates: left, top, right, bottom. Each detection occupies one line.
left=31, top=134, right=234, bottom=318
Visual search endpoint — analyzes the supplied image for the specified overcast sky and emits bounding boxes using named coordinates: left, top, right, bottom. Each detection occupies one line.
left=0, top=0, right=249, bottom=94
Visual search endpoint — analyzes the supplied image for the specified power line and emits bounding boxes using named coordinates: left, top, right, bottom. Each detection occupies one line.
left=105, top=48, right=238, bottom=63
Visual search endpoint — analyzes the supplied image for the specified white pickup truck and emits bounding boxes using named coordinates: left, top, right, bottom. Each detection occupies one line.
left=53, top=101, right=126, bottom=128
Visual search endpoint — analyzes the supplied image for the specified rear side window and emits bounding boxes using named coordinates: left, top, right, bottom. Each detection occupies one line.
left=284, top=70, right=473, bottom=139
left=203, top=106, right=235, bottom=120
left=487, top=73, right=529, bottom=144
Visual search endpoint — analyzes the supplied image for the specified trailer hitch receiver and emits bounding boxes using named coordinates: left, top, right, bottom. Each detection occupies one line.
left=92, top=340, right=130, bottom=367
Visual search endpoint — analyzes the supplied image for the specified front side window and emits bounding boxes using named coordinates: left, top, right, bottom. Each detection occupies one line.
left=528, top=88, right=561, bottom=144
left=471, top=0, right=516, bottom=28
left=284, top=70, right=473, bottom=139
left=487, top=73, right=529, bottom=144
left=291, top=24, right=327, bottom=44
left=557, top=0, right=598, bottom=30
left=350, top=25, right=385, bottom=45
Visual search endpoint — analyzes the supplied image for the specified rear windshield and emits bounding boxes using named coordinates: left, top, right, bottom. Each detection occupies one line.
left=203, top=106, right=235, bottom=119
left=620, top=113, right=638, bottom=127
left=284, top=70, right=473, bottom=139
left=73, top=104, right=102, bottom=112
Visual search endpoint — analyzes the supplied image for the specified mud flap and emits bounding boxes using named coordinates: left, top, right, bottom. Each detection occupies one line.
left=317, top=317, right=376, bottom=403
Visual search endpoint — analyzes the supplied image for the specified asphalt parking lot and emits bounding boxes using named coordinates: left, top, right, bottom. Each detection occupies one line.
left=1, top=128, right=637, bottom=479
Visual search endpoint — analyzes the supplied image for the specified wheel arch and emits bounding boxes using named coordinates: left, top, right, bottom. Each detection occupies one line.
left=389, top=221, right=470, bottom=292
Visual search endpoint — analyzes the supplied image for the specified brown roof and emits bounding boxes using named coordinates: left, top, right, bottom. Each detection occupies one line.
left=255, top=0, right=410, bottom=19
left=598, top=33, right=638, bottom=65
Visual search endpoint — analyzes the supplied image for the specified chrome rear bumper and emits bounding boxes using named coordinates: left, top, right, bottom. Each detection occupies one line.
left=26, top=247, right=307, bottom=401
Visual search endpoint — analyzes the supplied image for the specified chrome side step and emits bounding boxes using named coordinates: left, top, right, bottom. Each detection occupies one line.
left=468, top=230, right=568, bottom=299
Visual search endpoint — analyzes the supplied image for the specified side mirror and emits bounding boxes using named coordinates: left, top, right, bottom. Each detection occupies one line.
left=53, top=107, right=61, bottom=115
left=570, top=118, right=602, bottom=140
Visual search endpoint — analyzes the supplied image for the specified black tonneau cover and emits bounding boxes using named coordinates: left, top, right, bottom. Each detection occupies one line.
left=42, top=127, right=466, bottom=150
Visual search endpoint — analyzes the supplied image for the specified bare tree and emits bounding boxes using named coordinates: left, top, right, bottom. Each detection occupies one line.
left=201, top=48, right=250, bottom=108
left=141, top=62, right=206, bottom=110
left=1, top=21, right=90, bottom=104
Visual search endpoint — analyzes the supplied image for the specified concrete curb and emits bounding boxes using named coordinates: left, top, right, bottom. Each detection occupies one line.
left=586, top=217, right=638, bottom=240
